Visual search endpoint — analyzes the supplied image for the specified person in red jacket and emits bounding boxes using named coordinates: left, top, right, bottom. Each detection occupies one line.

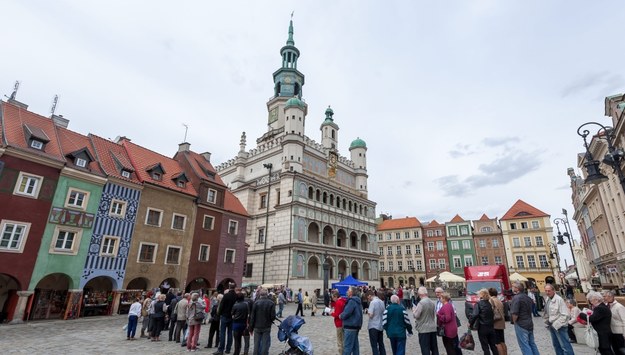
left=331, top=290, right=348, bottom=355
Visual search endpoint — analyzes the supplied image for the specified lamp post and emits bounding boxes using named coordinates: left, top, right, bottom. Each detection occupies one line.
left=577, top=122, right=625, bottom=194
left=261, top=163, right=272, bottom=285
left=323, top=251, right=330, bottom=293
left=548, top=240, right=562, bottom=284
left=553, top=218, right=581, bottom=290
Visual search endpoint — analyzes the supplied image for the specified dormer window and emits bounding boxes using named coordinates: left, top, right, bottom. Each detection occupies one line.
left=121, top=170, right=131, bottom=179
left=146, top=163, right=166, bottom=182
left=30, top=140, right=44, bottom=150
left=66, top=148, right=94, bottom=169
left=75, top=158, right=87, bottom=168
left=177, top=180, right=186, bottom=188
left=171, top=172, right=189, bottom=188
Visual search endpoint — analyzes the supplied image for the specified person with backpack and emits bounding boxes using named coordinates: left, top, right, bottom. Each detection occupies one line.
left=186, top=292, right=206, bottom=352
left=468, top=289, right=498, bottom=355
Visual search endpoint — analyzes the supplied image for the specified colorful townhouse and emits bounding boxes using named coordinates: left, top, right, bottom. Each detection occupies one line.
left=472, top=214, right=507, bottom=268
left=376, top=217, right=425, bottom=288
left=423, top=220, right=450, bottom=279
left=173, top=143, right=248, bottom=291
left=121, top=138, right=198, bottom=293
left=446, top=214, right=476, bottom=277
left=0, top=99, right=64, bottom=323
left=28, top=124, right=106, bottom=320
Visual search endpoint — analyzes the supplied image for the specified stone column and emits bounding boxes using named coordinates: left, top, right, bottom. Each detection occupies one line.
left=9, top=291, right=34, bottom=324
left=111, top=291, right=121, bottom=315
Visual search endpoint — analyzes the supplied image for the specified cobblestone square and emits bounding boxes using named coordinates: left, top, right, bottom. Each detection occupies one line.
left=1, top=301, right=595, bottom=355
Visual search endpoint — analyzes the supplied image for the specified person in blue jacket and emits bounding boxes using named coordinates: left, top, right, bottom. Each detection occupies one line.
left=340, top=286, right=363, bottom=355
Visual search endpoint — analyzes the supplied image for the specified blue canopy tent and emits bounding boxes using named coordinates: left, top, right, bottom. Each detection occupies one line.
left=331, top=275, right=368, bottom=296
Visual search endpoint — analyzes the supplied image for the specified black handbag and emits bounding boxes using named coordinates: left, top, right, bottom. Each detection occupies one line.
left=437, top=326, right=446, bottom=337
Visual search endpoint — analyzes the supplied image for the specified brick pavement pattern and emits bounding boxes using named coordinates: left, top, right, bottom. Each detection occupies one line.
left=1, top=301, right=596, bottom=354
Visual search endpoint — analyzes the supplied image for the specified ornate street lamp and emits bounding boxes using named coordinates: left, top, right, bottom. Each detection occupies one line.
left=554, top=216, right=581, bottom=290
left=261, top=163, right=272, bottom=284
left=577, top=122, right=625, bottom=193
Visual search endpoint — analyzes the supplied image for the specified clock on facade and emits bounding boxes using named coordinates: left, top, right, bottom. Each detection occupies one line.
left=284, top=76, right=292, bottom=84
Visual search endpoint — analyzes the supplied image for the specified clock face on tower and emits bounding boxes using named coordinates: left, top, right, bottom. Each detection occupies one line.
left=268, top=107, right=278, bottom=124
left=284, top=76, right=292, bottom=84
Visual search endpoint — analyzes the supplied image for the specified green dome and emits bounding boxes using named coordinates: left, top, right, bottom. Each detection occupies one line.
left=350, top=137, right=367, bottom=149
left=325, top=106, right=334, bottom=116
left=285, top=96, right=305, bottom=108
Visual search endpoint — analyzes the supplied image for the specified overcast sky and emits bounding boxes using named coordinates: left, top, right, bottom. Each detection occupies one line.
left=3, top=1, right=624, bottom=266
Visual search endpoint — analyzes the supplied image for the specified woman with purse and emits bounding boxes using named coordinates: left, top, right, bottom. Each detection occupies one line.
left=579, top=291, right=614, bottom=355
left=468, top=289, right=499, bottom=355
left=437, top=292, right=458, bottom=355
left=186, top=292, right=206, bottom=352
left=488, top=288, right=507, bottom=355
left=151, top=294, right=167, bottom=341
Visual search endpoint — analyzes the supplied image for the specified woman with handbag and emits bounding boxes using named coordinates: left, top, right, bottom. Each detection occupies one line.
left=437, top=292, right=458, bottom=355
left=468, top=289, right=499, bottom=355
left=151, top=294, right=167, bottom=341
left=186, top=292, right=206, bottom=352
left=579, top=291, right=614, bottom=355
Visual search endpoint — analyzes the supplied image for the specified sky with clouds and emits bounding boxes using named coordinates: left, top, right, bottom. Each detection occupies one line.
left=2, top=0, right=624, bottom=265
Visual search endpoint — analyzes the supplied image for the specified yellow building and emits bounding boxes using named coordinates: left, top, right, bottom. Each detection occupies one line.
left=501, top=200, right=556, bottom=291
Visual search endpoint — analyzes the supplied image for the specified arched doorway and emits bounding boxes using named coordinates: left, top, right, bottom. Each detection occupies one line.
left=360, top=234, right=368, bottom=251
left=82, top=276, right=115, bottom=317
left=307, top=256, right=320, bottom=279
left=409, top=277, right=416, bottom=286
left=338, top=260, right=348, bottom=280
left=126, top=277, right=149, bottom=290
left=323, top=226, right=334, bottom=245
left=186, top=277, right=210, bottom=293
left=337, top=229, right=347, bottom=248
left=398, top=277, right=404, bottom=286
left=350, top=232, right=358, bottom=248
left=158, top=278, right=179, bottom=294
left=0, top=273, right=20, bottom=323
left=217, top=278, right=236, bottom=293
left=419, top=277, right=425, bottom=286
left=308, top=222, right=320, bottom=243
left=31, top=273, right=72, bottom=320
left=388, top=277, right=395, bottom=288
left=325, top=257, right=335, bottom=279
left=362, top=262, right=371, bottom=280
left=351, top=260, right=360, bottom=279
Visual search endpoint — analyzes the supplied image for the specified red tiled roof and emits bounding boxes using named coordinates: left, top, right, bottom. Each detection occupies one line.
left=377, top=217, right=421, bottom=231
left=56, top=126, right=104, bottom=175
left=478, top=214, right=490, bottom=221
left=177, top=150, right=226, bottom=187
left=449, top=214, right=465, bottom=223
left=1, top=101, right=64, bottom=162
left=122, top=140, right=197, bottom=196
left=501, top=199, right=549, bottom=220
left=89, top=134, right=141, bottom=184
left=427, top=220, right=441, bottom=227
left=224, top=191, right=248, bottom=216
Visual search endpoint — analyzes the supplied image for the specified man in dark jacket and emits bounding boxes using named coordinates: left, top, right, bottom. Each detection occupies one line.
left=214, top=284, right=236, bottom=355
left=167, top=292, right=181, bottom=341
left=340, top=286, right=363, bottom=355
left=249, top=288, right=276, bottom=355
left=231, top=292, right=249, bottom=355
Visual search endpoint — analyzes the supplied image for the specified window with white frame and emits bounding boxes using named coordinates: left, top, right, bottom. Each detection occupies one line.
left=524, top=236, right=532, bottom=247
left=521, top=222, right=528, bottom=229
left=531, top=221, right=540, bottom=229
left=527, top=255, right=536, bottom=268
left=481, top=256, right=489, bottom=265
left=258, top=228, right=265, bottom=244
left=510, top=223, right=517, bottom=230
left=416, top=260, right=423, bottom=271
left=65, top=188, right=89, bottom=209
left=413, top=231, right=419, bottom=238
left=429, top=259, right=437, bottom=270
left=438, top=259, right=446, bottom=269
left=228, top=220, right=239, bottom=235
left=207, top=188, right=217, bottom=204
left=51, top=228, right=81, bottom=254
left=539, top=254, right=549, bottom=268
left=377, top=234, right=382, bottom=241
left=492, top=239, right=500, bottom=248
left=480, top=226, right=492, bottom=232
left=203, top=215, right=215, bottom=230
left=405, top=245, right=411, bottom=255
left=379, top=263, right=385, bottom=272
left=225, top=248, right=235, bottom=263
left=460, top=226, right=469, bottom=235
left=479, top=239, right=486, bottom=248
left=464, top=256, right=473, bottom=266
left=165, top=246, right=181, bottom=265
left=407, top=260, right=413, bottom=269
left=436, top=241, right=444, bottom=251
left=145, top=208, right=163, bottom=227
left=75, top=157, right=87, bottom=168
left=379, top=247, right=383, bottom=256
left=121, top=170, right=131, bottom=179
left=13, top=172, right=43, bottom=198
left=387, top=246, right=392, bottom=256
left=535, top=236, right=544, bottom=247
left=516, top=255, right=525, bottom=268
left=0, top=220, right=30, bottom=253
left=395, top=232, right=401, bottom=240
left=427, top=230, right=433, bottom=237
left=404, top=232, right=410, bottom=239
left=462, top=240, right=470, bottom=249
left=171, top=213, right=186, bottom=230
left=138, top=243, right=157, bottom=263
left=386, top=233, right=392, bottom=240
left=448, top=227, right=458, bottom=236
left=259, top=193, right=267, bottom=209
left=396, top=245, right=402, bottom=255
left=513, top=238, right=520, bottom=247
left=199, top=244, right=210, bottom=262
left=451, top=241, right=459, bottom=250
left=397, top=260, right=403, bottom=271
left=100, top=236, right=120, bottom=257
left=109, top=199, right=127, bottom=218
left=415, top=244, right=421, bottom=254
left=494, top=256, right=503, bottom=265
left=435, top=230, right=442, bottom=236
left=427, top=242, right=434, bottom=251
left=387, top=261, right=393, bottom=272
left=30, top=140, right=44, bottom=149
left=453, top=256, right=462, bottom=268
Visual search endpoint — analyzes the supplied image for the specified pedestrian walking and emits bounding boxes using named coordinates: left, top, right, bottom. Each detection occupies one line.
left=340, top=286, right=364, bottom=355
left=488, top=288, right=507, bottom=355
left=436, top=292, right=458, bottom=355
left=249, top=288, right=276, bottom=355
left=543, top=284, right=574, bottom=355
left=186, top=292, right=206, bottom=352
left=528, top=287, right=540, bottom=317
left=434, top=287, right=462, bottom=355
left=331, top=289, right=348, bottom=354
left=174, top=293, right=189, bottom=344
left=384, top=294, right=413, bottom=355
left=603, top=290, right=625, bottom=354
left=277, top=291, right=286, bottom=318
left=579, top=291, right=614, bottom=355
left=310, top=290, right=318, bottom=316
left=140, top=292, right=152, bottom=338
left=295, top=288, right=304, bottom=316
left=402, top=286, right=411, bottom=309
left=214, top=284, right=236, bottom=355
left=468, top=289, right=498, bottom=355
left=126, top=297, right=142, bottom=340
left=367, top=290, right=386, bottom=355
left=413, top=286, right=439, bottom=355
left=510, top=281, right=540, bottom=355
left=231, top=291, right=249, bottom=355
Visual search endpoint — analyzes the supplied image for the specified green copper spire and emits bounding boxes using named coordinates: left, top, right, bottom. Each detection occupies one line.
left=286, top=12, right=295, bottom=46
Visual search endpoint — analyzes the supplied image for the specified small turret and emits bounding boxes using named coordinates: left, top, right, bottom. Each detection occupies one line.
left=320, top=106, right=339, bottom=150
left=350, top=137, right=368, bottom=194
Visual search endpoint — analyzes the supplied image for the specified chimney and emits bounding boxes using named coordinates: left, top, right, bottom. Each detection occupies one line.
left=201, top=152, right=211, bottom=162
left=51, top=114, right=69, bottom=128
left=178, top=142, right=190, bottom=152
left=114, top=136, right=131, bottom=143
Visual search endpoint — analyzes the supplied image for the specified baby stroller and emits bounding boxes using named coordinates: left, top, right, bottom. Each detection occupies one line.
left=274, top=315, right=314, bottom=355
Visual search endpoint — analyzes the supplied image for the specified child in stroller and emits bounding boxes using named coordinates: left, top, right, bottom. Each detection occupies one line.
left=274, top=315, right=314, bottom=355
